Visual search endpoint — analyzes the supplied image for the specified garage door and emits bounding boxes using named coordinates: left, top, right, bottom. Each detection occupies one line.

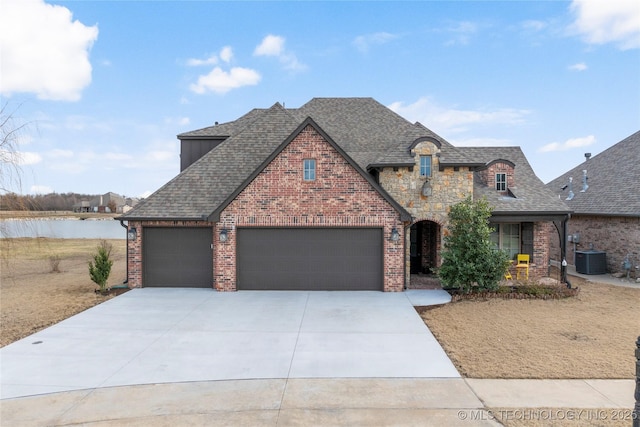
left=143, top=227, right=213, bottom=288
left=237, top=228, right=383, bottom=291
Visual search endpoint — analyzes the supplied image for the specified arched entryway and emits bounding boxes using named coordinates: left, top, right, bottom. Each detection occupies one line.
left=410, top=220, right=441, bottom=275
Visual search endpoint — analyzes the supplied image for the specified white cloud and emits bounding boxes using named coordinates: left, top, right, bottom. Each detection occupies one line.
left=568, top=62, right=588, bottom=71
left=189, top=67, right=261, bottom=95
left=16, top=151, right=43, bottom=166
left=254, top=34, right=307, bottom=72
left=187, top=55, right=218, bottom=67
left=0, top=0, right=98, bottom=101
left=569, top=0, right=640, bottom=50
left=49, top=149, right=74, bottom=158
left=388, top=97, right=530, bottom=134
left=443, top=21, right=479, bottom=46
left=353, top=32, right=398, bottom=52
left=219, top=46, right=233, bottom=63
left=538, top=135, right=596, bottom=152
left=30, top=185, right=53, bottom=194
left=254, top=35, right=285, bottom=56
left=187, top=46, right=234, bottom=67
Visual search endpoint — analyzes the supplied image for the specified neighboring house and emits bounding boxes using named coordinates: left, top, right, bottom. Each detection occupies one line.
left=547, top=131, right=640, bottom=276
left=121, top=98, right=570, bottom=291
left=90, top=192, right=139, bottom=213
left=72, top=201, right=91, bottom=213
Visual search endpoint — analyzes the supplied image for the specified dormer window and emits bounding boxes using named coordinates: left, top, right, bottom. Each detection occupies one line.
left=496, top=173, right=506, bottom=191
left=420, top=155, right=432, bottom=177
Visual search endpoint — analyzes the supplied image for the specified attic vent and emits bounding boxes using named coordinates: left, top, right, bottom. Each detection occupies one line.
left=581, top=170, right=589, bottom=193
left=566, top=177, right=575, bottom=201
left=584, top=152, right=591, bottom=160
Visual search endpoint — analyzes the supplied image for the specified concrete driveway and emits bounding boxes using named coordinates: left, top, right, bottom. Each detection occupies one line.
left=0, top=289, right=458, bottom=400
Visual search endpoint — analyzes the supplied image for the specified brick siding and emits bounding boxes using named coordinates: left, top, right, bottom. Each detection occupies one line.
left=215, top=124, right=406, bottom=291
left=550, top=214, right=640, bottom=276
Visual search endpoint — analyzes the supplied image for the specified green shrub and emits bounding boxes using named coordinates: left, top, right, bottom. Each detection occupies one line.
left=89, top=240, right=113, bottom=293
left=438, top=196, right=511, bottom=293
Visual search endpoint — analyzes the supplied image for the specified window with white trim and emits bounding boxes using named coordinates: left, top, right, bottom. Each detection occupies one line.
left=303, top=159, right=316, bottom=181
left=420, top=155, right=432, bottom=177
left=496, top=173, right=506, bottom=191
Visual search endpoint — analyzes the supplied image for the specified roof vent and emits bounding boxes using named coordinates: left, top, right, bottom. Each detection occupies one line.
left=566, top=177, right=574, bottom=201
left=214, top=121, right=219, bottom=126
left=581, top=169, right=589, bottom=192
left=584, top=152, right=591, bottom=160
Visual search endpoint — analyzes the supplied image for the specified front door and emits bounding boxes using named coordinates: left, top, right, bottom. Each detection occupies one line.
left=410, top=224, right=422, bottom=274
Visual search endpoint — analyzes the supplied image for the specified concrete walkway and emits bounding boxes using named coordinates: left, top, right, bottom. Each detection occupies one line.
left=1, top=288, right=636, bottom=426
left=0, top=378, right=634, bottom=426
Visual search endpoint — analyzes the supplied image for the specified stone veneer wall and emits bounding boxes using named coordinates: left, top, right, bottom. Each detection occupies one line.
left=379, top=141, right=474, bottom=283
left=215, top=125, right=406, bottom=292
left=126, top=220, right=213, bottom=288
left=549, top=215, right=640, bottom=276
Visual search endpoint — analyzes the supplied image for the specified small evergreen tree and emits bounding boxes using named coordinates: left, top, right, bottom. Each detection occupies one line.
left=439, top=196, right=510, bottom=293
left=89, top=240, right=113, bottom=293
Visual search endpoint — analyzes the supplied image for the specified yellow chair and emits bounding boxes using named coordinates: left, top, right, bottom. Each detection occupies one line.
left=504, top=260, right=513, bottom=280
left=515, top=254, right=530, bottom=280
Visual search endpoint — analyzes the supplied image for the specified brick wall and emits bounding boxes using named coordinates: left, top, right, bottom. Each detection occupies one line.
left=216, top=124, right=406, bottom=292
left=532, top=221, right=551, bottom=278
left=550, top=214, right=640, bottom=276
left=477, top=161, right=515, bottom=195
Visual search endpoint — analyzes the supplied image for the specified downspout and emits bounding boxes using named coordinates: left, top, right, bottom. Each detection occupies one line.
left=118, top=219, right=129, bottom=285
left=561, top=214, right=571, bottom=289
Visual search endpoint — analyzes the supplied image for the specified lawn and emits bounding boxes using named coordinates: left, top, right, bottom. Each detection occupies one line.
left=418, top=274, right=639, bottom=379
left=0, top=238, right=126, bottom=347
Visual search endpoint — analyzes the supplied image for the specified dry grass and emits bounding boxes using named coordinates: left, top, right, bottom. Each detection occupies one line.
left=0, top=238, right=127, bottom=347
left=419, top=274, right=640, bottom=379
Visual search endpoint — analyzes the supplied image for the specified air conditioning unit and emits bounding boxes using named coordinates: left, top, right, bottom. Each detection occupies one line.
left=575, top=251, right=606, bottom=275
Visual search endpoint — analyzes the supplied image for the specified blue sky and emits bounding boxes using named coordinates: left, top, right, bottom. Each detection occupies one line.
left=1, top=0, right=639, bottom=198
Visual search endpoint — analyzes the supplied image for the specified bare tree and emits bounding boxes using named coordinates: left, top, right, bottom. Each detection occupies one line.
left=1, top=102, right=31, bottom=196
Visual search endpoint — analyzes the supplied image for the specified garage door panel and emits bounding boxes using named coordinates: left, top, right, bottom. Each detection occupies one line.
left=143, top=227, right=212, bottom=288
left=237, top=228, right=382, bottom=291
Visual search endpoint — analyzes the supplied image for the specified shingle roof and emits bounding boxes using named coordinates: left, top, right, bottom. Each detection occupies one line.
left=124, top=98, right=570, bottom=220
left=546, top=130, right=640, bottom=217
left=125, top=103, right=300, bottom=219
left=462, top=146, right=571, bottom=215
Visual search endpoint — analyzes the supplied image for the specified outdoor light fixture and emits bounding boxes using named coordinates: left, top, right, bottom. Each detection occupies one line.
left=219, top=228, right=228, bottom=243
left=390, top=227, right=400, bottom=242
left=127, top=227, right=137, bottom=241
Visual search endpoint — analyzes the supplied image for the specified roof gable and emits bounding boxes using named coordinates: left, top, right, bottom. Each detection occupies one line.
left=211, top=117, right=411, bottom=221
left=462, top=146, right=571, bottom=214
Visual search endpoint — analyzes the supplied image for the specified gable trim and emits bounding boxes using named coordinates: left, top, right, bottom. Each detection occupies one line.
left=409, top=136, right=442, bottom=150
left=209, top=117, right=412, bottom=222
left=477, top=158, right=516, bottom=170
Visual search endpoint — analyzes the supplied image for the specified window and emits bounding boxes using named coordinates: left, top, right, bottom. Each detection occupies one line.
left=490, top=223, right=521, bottom=259
left=496, top=173, right=506, bottom=191
left=420, top=155, right=432, bottom=177
left=303, top=159, right=316, bottom=181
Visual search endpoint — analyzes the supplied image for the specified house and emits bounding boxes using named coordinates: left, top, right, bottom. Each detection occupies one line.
left=546, top=131, right=640, bottom=276
left=121, top=98, right=570, bottom=291
left=90, top=192, right=139, bottom=213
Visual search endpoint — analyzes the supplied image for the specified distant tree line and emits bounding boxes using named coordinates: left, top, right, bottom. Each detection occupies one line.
left=0, top=192, right=100, bottom=211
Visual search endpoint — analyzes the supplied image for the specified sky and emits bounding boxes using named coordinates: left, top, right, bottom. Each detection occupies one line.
left=1, top=0, right=639, bottom=199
